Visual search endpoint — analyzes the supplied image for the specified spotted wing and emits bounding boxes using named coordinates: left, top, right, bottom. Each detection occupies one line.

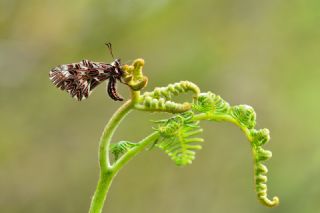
left=49, top=60, right=112, bottom=101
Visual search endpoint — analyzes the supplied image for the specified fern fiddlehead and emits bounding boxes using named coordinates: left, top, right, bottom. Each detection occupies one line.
left=230, top=105, right=256, bottom=129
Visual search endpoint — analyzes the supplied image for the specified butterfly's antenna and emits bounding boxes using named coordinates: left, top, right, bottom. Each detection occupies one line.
left=105, top=42, right=115, bottom=59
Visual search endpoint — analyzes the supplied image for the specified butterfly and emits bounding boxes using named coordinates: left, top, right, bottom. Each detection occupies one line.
left=49, top=43, right=124, bottom=101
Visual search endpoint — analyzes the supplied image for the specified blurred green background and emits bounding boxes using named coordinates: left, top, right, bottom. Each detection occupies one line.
left=1, top=0, right=319, bottom=212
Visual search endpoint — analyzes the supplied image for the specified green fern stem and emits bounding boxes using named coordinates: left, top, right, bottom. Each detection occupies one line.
left=89, top=97, right=159, bottom=213
left=89, top=170, right=115, bottom=213
left=89, top=100, right=133, bottom=213
left=90, top=89, right=144, bottom=213
left=99, top=99, right=134, bottom=170
left=89, top=131, right=160, bottom=213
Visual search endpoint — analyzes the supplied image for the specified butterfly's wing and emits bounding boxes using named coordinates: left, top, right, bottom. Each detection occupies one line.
left=49, top=60, right=112, bottom=101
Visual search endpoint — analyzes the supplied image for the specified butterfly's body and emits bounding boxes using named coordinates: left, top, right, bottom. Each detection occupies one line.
left=49, top=58, right=124, bottom=101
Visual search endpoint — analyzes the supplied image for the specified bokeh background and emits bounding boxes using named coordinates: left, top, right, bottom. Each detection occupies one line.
left=1, top=0, right=319, bottom=212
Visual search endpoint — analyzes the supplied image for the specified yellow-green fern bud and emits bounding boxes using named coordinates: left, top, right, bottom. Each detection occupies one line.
left=230, top=105, right=256, bottom=129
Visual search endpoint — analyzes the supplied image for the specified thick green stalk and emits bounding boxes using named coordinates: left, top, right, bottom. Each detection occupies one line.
left=89, top=170, right=115, bottom=213
left=89, top=100, right=133, bottom=213
left=89, top=132, right=160, bottom=213
left=89, top=90, right=146, bottom=213
left=99, top=100, right=134, bottom=170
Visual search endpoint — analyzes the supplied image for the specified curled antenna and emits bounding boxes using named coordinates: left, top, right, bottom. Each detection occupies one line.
left=105, top=42, right=114, bottom=59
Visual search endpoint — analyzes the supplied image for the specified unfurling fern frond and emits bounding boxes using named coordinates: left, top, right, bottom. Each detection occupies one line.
left=111, top=141, right=138, bottom=161
left=154, top=111, right=204, bottom=166
left=192, top=91, right=278, bottom=207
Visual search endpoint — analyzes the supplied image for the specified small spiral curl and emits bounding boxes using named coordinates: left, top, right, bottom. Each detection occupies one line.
left=254, top=161, right=279, bottom=207
left=192, top=92, right=230, bottom=114
left=230, top=105, right=256, bottom=129
left=251, top=128, right=279, bottom=207
left=251, top=128, right=270, bottom=146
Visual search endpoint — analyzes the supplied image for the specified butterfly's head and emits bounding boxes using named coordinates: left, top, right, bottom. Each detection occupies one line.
left=114, top=58, right=121, bottom=67
left=111, top=58, right=123, bottom=78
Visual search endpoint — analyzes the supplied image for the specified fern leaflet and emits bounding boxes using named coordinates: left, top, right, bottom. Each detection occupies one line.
left=154, top=112, right=204, bottom=166
left=111, top=141, right=138, bottom=161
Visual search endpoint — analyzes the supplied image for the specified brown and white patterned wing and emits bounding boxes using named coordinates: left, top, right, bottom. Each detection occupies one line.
left=49, top=60, right=111, bottom=101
